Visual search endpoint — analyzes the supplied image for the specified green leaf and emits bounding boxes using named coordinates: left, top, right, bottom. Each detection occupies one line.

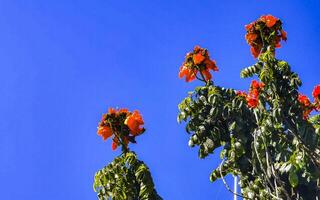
left=289, top=171, right=299, bottom=188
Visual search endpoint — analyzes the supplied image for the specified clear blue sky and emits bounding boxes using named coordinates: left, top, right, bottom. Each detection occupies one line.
left=1, top=0, right=319, bottom=199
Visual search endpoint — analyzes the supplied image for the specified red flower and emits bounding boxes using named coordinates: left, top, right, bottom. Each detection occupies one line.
left=193, top=45, right=207, bottom=65
left=108, top=108, right=116, bottom=114
left=245, top=33, right=258, bottom=44
left=193, top=53, right=206, bottom=65
left=250, top=46, right=262, bottom=59
left=275, top=36, right=281, bottom=48
left=125, top=110, right=145, bottom=136
left=312, top=85, right=320, bottom=101
left=298, top=94, right=314, bottom=119
left=97, top=125, right=113, bottom=140
left=298, top=94, right=311, bottom=107
left=244, top=80, right=264, bottom=108
left=201, top=69, right=212, bottom=81
left=260, top=15, right=278, bottom=28
left=245, top=22, right=255, bottom=31
left=236, top=91, right=247, bottom=98
left=179, top=65, right=196, bottom=82
left=108, top=107, right=128, bottom=115
left=250, top=80, right=264, bottom=90
left=251, top=80, right=260, bottom=90
left=112, top=137, right=119, bottom=150
left=179, top=46, right=218, bottom=82
left=204, top=59, right=218, bottom=72
left=245, top=15, right=286, bottom=58
left=97, top=108, right=145, bottom=151
left=246, top=94, right=259, bottom=108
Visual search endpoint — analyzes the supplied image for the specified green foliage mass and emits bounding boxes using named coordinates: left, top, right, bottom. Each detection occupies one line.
left=178, top=51, right=320, bottom=199
left=93, top=151, right=162, bottom=200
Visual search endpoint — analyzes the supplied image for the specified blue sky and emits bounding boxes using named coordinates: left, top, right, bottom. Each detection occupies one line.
left=1, top=0, right=320, bottom=199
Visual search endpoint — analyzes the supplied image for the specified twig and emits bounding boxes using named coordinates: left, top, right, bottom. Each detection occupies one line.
left=218, top=159, right=249, bottom=199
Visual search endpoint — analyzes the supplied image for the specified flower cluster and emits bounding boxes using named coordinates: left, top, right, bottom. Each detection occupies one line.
left=179, top=46, right=218, bottom=82
left=297, top=85, right=320, bottom=119
left=298, top=94, right=313, bottom=119
left=236, top=80, right=265, bottom=108
left=245, top=15, right=287, bottom=58
left=312, top=85, right=320, bottom=108
left=97, top=108, right=145, bottom=150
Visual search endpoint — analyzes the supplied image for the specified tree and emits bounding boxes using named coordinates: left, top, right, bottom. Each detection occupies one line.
left=178, top=15, right=320, bottom=199
left=93, top=108, right=162, bottom=200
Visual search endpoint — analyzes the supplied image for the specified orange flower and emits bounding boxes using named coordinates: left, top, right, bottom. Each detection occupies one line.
left=312, top=85, right=320, bottom=101
left=108, top=108, right=116, bottom=114
left=243, top=80, right=264, bottom=108
left=118, top=108, right=129, bottom=113
left=246, top=94, right=259, bottom=108
left=179, top=65, right=196, bottom=82
left=97, top=126, right=113, bottom=140
left=236, top=91, right=247, bottom=98
left=298, top=94, right=311, bottom=107
left=125, top=110, right=145, bottom=136
left=204, top=59, right=218, bottom=71
left=298, top=94, right=314, bottom=119
left=97, top=107, right=145, bottom=151
left=193, top=53, right=205, bottom=65
left=245, top=22, right=255, bottom=31
left=201, top=69, right=212, bottom=81
left=251, top=80, right=260, bottom=90
left=179, top=46, right=218, bottom=82
left=260, top=15, right=278, bottom=28
left=250, top=46, right=262, bottom=59
left=245, top=33, right=258, bottom=43
left=250, top=80, right=264, bottom=91
left=108, top=107, right=128, bottom=115
left=245, top=15, right=286, bottom=58
left=112, top=137, right=119, bottom=150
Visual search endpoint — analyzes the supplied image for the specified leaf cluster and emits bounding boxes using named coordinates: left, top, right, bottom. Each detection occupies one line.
left=93, top=152, right=162, bottom=200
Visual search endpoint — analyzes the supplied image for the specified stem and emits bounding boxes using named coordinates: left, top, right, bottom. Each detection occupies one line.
left=253, top=132, right=276, bottom=192
left=218, top=159, right=249, bottom=199
left=195, top=73, right=205, bottom=82
left=199, top=70, right=207, bottom=83
left=195, top=65, right=209, bottom=85
left=259, top=26, right=271, bottom=55
left=108, top=122, right=129, bottom=153
left=262, top=135, right=291, bottom=200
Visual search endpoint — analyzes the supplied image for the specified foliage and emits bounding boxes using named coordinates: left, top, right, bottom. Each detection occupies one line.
left=178, top=15, right=320, bottom=199
left=93, top=151, right=162, bottom=200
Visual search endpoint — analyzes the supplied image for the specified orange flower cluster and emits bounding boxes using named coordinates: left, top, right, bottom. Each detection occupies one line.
left=245, top=15, right=287, bottom=58
left=125, top=110, right=144, bottom=136
left=97, top=108, right=145, bottom=150
left=312, top=85, right=320, bottom=107
left=236, top=80, right=265, bottom=108
left=179, top=46, right=218, bottom=82
left=297, top=85, right=320, bottom=119
left=298, top=94, right=313, bottom=119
